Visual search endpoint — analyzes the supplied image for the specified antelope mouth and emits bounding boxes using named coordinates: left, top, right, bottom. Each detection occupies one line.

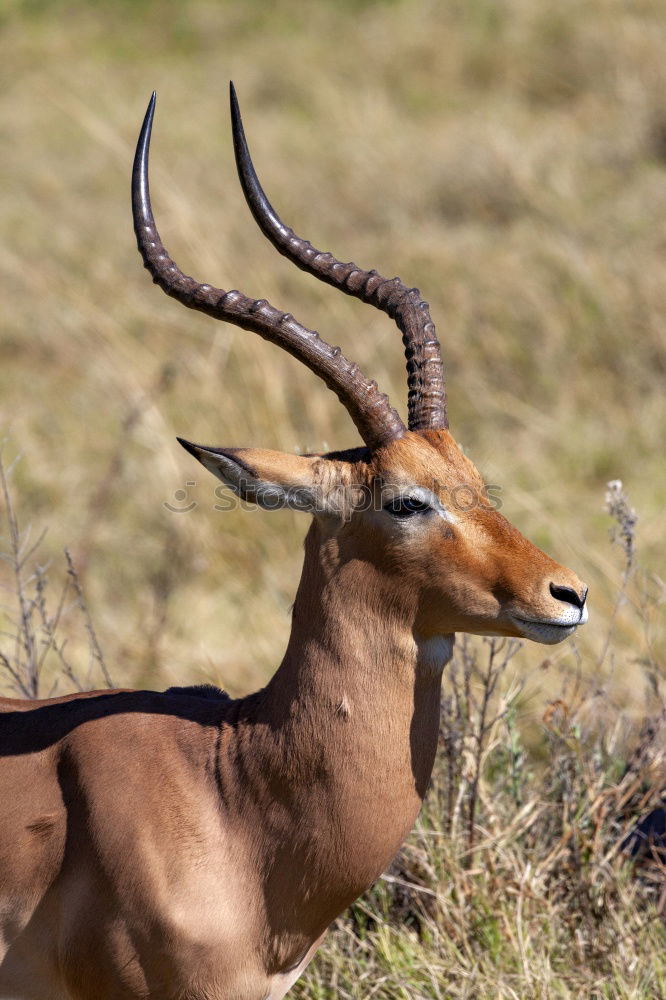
left=511, top=609, right=587, bottom=645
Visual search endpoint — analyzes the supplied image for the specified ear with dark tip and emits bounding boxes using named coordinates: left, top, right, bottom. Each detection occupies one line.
left=177, top=438, right=327, bottom=513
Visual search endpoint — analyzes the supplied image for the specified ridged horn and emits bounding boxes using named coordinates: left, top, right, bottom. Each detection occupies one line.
left=131, top=93, right=406, bottom=452
left=229, top=82, right=448, bottom=431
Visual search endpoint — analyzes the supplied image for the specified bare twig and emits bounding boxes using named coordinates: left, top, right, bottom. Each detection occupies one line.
left=0, top=448, right=40, bottom=696
left=0, top=447, right=113, bottom=698
left=65, top=548, right=113, bottom=689
left=598, top=480, right=638, bottom=670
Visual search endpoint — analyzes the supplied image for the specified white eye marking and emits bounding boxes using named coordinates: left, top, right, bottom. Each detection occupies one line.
left=383, top=486, right=457, bottom=524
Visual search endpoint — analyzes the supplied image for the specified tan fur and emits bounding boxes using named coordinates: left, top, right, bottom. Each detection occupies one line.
left=0, top=429, right=586, bottom=999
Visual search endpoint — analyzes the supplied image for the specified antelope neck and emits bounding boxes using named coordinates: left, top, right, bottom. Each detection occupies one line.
left=224, top=519, right=452, bottom=943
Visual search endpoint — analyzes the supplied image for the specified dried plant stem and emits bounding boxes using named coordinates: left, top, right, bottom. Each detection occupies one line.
left=65, top=548, right=113, bottom=689
left=0, top=448, right=113, bottom=698
left=598, top=480, right=638, bottom=671
left=0, top=449, right=40, bottom=696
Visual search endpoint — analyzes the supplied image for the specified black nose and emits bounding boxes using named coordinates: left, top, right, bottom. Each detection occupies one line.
left=550, top=582, right=588, bottom=609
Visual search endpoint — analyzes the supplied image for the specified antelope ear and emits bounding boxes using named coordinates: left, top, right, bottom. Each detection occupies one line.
left=177, top=438, right=324, bottom=512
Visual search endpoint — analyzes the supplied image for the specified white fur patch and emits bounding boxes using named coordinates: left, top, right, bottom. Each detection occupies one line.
left=416, top=634, right=455, bottom=674
left=263, top=937, right=324, bottom=999
left=510, top=604, right=588, bottom=645
left=335, top=695, right=351, bottom=720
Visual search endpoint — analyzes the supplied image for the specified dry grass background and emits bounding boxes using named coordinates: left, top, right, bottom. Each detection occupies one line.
left=1, top=0, right=664, bottom=703
left=1, top=1, right=666, bottom=994
left=1, top=0, right=664, bottom=700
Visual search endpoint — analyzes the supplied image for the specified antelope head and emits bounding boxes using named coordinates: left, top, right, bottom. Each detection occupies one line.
left=132, top=86, right=588, bottom=651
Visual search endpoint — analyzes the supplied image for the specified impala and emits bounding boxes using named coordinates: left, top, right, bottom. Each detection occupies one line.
left=0, top=86, right=588, bottom=1000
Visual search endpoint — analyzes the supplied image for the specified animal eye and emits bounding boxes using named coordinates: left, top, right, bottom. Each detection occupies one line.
left=384, top=496, right=431, bottom=518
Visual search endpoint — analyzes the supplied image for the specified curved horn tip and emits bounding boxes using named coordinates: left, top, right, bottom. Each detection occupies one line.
left=228, top=81, right=285, bottom=241
left=135, top=92, right=157, bottom=164
left=229, top=80, right=243, bottom=134
left=132, top=92, right=159, bottom=234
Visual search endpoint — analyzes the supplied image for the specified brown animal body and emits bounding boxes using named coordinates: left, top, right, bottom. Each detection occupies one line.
left=0, top=88, right=587, bottom=999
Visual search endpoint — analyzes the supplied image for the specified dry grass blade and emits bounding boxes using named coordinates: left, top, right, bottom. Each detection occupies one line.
left=0, top=450, right=114, bottom=698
